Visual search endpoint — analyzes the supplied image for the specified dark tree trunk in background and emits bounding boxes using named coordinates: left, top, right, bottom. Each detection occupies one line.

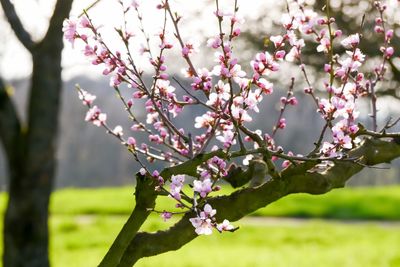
left=0, top=0, right=73, bottom=266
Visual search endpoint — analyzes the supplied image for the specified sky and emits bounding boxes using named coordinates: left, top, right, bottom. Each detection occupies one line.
left=0, top=0, right=399, bottom=82
left=0, top=0, right=288, bottom=80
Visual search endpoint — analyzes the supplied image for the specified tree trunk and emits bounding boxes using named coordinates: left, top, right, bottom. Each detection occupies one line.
left=3, top=41, right=62, bottom=267
left=0, top=0, right=73, bottom=266
left=3, top=164, right=53, bottom=267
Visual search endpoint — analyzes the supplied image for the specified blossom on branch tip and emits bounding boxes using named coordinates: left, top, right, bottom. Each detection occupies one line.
left=85, top=106, right=107, bottom=127
left=217, top=219, right=235, bottom=232
left=78, top=89, right=96, bottom=105
left=127, top=137, right=136, bottom=148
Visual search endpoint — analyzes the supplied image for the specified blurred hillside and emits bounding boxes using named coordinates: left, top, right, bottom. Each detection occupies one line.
left=0, top=75, right=399, bottom=189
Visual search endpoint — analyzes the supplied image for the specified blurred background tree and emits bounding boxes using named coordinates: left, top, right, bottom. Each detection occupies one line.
left=0, top=0, right=73, bottom=266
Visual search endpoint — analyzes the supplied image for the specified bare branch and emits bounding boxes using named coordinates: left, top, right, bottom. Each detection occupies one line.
left=0, top=0, right=35, bottom=51
left=41, top=0, right=74, bottom=45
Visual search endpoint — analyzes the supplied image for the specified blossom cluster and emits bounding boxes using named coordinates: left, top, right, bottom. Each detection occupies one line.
left=64, top=0, right=396, bottom=235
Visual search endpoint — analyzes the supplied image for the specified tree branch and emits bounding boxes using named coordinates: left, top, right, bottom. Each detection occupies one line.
left=0, top=0, right=35, bottom=51
left=99, top=174, right=158, bottom=267
left=284, top=138, right=400, bottom=195
left=0, top=78, right=22, bottom=163
left=41, top=0, right=74, bottom=46
left=159, top=149, right=225, bottom=180
left=117, top=138, right=400, bottom=266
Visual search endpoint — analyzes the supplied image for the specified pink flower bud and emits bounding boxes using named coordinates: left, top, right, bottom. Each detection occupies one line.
left=386, top=29, right=394, bottom=40
left=213, top=185, right=221, bottom=191
left=288, top=97, right=298, bottom=106
left=275, top=50, right=286, bottom=59
left=356, top=73, right=364, bottom=82
left=317, top=18, right=327, bottom=25
left=182, top=46, right=190, bottom=57
left=127, top=137, right=136, bottom=147
left=282, top=160, right=290, bottom=168
left=127, top=99, right=133, bottom=108
left=233, top=28, right=241, bottom=37
left=304, top=87, right=313, bottom=94
left=334, top=30, right=342, bottom=38
left=385, top=47, right=394, bottom=58
left=159, top=73, right=169, bottom=80
left=278, top=118, right=286, bottom=129
left=374, top=25, right=384, bottom=34
left=324, top=64, right=331, bottom=73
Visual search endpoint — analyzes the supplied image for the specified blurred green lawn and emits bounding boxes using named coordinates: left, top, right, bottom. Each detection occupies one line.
left=50, top=185, right=400, bottom=220
left=1, top=186, right=400, bottom=266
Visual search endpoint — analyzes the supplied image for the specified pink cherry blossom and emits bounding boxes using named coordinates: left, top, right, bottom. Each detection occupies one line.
left=217, top=219, right=234, bottom=232
left=170, top=174, right=185, bottom=200
left=193, top=178, right=213, bottom=198
left=270, top=35, right=284, bottom=47
left=207, top=36, right=222, bottom=49
left=216, top=129, right=236, bottom=148
left=85, top=106, right=107, bottom=127
left=189, top=217, right=213, bottom=235
left=341, top=33, right=360, bottom=48
left=62, top=18, right=78, bottom=45
left=317, top=38, right=330, bottom=53
left=189, top=204, right=217, bottom=235
left=78, top=89, right=96, bottom=105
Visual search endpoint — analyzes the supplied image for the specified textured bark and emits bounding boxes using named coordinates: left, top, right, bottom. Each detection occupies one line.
left=100, top=138, right=400, bottom=267
left=0, top=0, right=73, bottom=266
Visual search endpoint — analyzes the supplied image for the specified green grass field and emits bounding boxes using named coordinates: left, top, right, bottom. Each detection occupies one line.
left=50, top=185, right=400, bottom=220
left=2, top=186, right=400, bottom=266
left=52, top=215, right=400, bottom=267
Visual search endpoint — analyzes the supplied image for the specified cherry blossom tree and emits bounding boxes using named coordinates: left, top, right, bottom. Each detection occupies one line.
left=65, top=0, right=400, bottom=266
